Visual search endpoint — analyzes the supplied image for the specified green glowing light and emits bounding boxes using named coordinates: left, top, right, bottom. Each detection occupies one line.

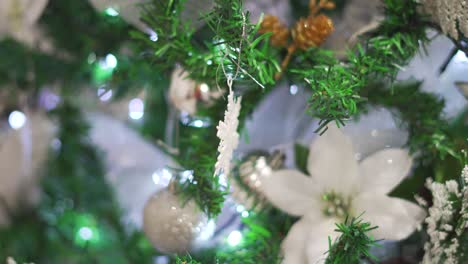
left=104, top=7, right=119, bottom=17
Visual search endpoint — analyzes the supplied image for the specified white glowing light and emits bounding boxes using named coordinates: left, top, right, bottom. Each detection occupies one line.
left=105, top=54, right=118, bottom=69
left=104, top=7, right=119, bottom=16
left=152, top=168, right=172, bottom=186
left=8, top=111, right=26, bottom=130
left=180, top=170, right=194, bottom=183
left=97, top=88, right=113, bottom=102
left=236, top=205, right=245, bottom=213
left=128, top=98, right=144, bottom=120
left=290, top=84, right=298, bottom=95
left=78, top=227, right=93, bottom=240
left=199, top=83, right=209, bottom=93
left=227, top=230, right=242, bottom=246
left=149, top=31, right=159, bottom=42
left=192, top=119, right=204, bottom=128
left=206, top=60, right=213, bottom=65
left=241, top=211, right=249, bottom=218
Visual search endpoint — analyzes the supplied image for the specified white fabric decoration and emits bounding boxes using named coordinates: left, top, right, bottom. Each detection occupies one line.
left=419, top=0, right=468, bottom=40
left=169, top=68, right=198, bottom=115
left=261, top=124, right=425, bottom=264
left=214, top=88, right=242, bottom=176
left=0, top=0, right=49, bottom=45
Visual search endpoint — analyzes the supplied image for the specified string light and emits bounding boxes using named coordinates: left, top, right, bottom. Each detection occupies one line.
left=149, top=30, right=159, bottom=42
left=78, top=227, right=93, bottom=240
left=152, top=168, right=172, bottom=186
left=105, top=54, right=118, bottom=69
left=104, top=7, right=119, bottom=17
left=199, top=83, right=209, bottom=93
left=128, top=98, right=144, bottom=120
left=97, top=87, right=113, bottom=102
left=236, top=205, right=245, bottom=213
left=227, top=230, right=242, bottom=246
left=8, top=111, right=26, bottom=130
left=289, top=84, right=298, bottom=95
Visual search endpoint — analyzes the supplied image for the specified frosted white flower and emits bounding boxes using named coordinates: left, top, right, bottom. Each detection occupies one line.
left=421, top=165, right=468, bottom=264
left=169, top=68, right=198, bottom=115
left=419, top=0, right=468, bottom=40
left=261, top=125, right=425, bottom=264
left=214, top=89, right=242, bottom=176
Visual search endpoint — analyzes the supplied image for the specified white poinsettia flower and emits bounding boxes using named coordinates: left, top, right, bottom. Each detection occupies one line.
left=262, top=124, right=426, bottom=264
left=169, top=68, right=198, bottom=115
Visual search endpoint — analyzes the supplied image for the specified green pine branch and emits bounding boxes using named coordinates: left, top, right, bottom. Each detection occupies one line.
left=0, top=101, right=155, bottom=263
left=288, top=0, right=429, bottom=132
left=325, top=216, right=379, bottom=264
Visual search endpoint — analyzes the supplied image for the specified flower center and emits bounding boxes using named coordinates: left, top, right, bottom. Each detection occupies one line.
left=321, top=191, right=352, bottom=219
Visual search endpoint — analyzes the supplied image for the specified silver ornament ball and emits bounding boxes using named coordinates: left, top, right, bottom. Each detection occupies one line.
left=143, top=188, right=207, bottom=254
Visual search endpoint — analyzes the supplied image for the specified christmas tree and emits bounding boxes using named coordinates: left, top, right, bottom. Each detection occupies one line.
left=0, top=0, right=467, bottom=263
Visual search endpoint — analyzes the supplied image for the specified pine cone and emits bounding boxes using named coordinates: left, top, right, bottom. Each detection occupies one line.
left=291, top=14, right=334, bottom=50
left=259, top=15, right=290, bottom=47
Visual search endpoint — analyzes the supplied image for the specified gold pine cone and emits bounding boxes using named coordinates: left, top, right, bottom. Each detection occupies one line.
left=291, top=14, right=334, bottom=50
left=259, top=15, right=290, bottom=47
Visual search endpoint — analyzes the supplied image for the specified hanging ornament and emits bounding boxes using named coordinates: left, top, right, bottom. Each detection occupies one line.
left=231, top=150, right=285, bottom=210
left=259, top=0, right=335, bottom=80
left=143, top=187, right=208, bottom=254
left=169, top=67, right=223, bottom=115
left=214, top=87, right=242, bottom=176
left=0, top=111, right=54, bottom=227
left=418, top=0, right=468, bottom=40
left=0, top=0, right=49, bottom=46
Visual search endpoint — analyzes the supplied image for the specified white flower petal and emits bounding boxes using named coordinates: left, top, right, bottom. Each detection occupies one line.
left=353, top=193, right=426, bottom=240
left=281, top=218, right=312, bottom=264
left=305, top=218, right=338, bottom=264
left=307, top=124, right=359, bottom=195
left=262, top=170, right=321, bottom=216
left=359, top=149, right=412, bottom=194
